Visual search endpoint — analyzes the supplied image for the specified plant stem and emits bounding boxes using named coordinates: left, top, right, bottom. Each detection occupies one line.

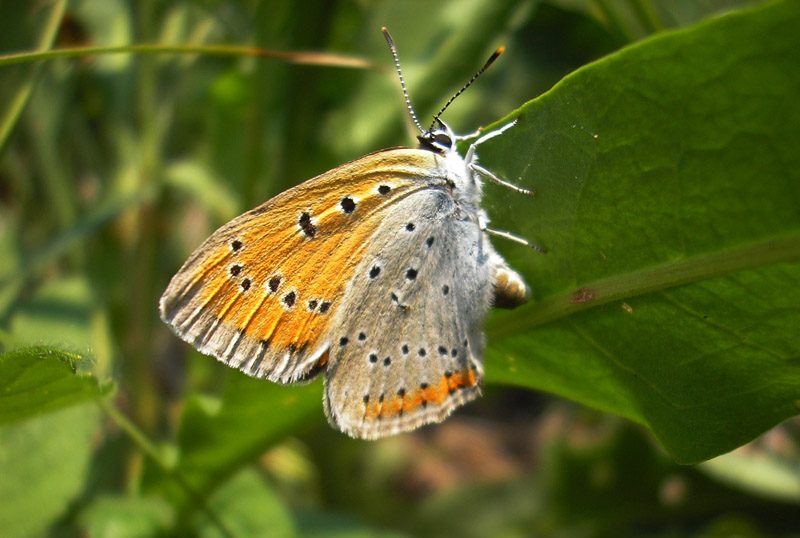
left=0, top=0, right=67, bottom=152
left=628, top=0, right=664, bottom=33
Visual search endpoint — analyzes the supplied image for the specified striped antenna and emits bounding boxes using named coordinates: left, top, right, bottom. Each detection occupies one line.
left=430, top=46, right=505, bottom=130
left=381, top=27, right=424, bottom=133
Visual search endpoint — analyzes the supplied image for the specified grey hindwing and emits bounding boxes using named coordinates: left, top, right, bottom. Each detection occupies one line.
left=323, top=189, right=495, bottom=439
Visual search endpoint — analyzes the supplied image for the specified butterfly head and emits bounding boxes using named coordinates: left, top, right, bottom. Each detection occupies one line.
left=417, top=118, right=456, bottom=154
left=418, top=117, right=483, bottom=207
left=381, top=27, right=503, bottom=157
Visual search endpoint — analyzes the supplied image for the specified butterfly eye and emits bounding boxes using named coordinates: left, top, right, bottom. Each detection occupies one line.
left=432, top=132, right=453, bottom=148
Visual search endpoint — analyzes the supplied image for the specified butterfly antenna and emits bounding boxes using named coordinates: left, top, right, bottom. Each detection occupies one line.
left=381, top=27, right=424, bottom=133
left=430, top=46, right=505, bottom=130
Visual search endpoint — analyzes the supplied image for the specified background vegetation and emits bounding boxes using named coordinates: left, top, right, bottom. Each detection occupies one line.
left=1, top=0, right=798, bottom=536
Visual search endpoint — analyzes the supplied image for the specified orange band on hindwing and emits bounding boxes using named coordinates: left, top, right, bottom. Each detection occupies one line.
left=363, top=369, right=478, bottom=420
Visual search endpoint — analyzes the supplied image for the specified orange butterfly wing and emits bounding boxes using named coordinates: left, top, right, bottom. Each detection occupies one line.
left=160, top=149, right=449, bottom=383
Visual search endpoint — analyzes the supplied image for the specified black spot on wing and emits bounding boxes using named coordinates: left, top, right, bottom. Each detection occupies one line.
left=340, top=197, right=356, bottom=214
left=298, top=212, right=317, bottom=238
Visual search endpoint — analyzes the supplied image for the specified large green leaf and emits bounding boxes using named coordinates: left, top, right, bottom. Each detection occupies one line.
left=0, top=347, right=106, bottom=535
left=0, top=346, right=109, bottom=425
left=480, top=0, right=800, bottom=463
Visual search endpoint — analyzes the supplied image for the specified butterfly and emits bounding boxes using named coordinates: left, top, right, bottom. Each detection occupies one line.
left=159, top=28, right=533, bottom=440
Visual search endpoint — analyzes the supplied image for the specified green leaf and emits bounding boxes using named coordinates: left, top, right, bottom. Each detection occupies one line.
left=80, top=496, right=175, bottom=538
left=143, top=371, right=319, bottom=518
left=0, top=403, right=99, bottom=537
left=194, top=468, right=296, bottom=538
left=480, top=0, right=800, bottom=463
left=0, top=346, right=109, bottom=425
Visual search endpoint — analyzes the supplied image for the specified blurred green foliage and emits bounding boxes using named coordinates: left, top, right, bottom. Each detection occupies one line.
left=0, top=1, right=798, bottom=537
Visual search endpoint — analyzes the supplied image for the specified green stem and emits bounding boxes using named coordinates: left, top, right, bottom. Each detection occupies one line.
left=0, top=43, right=371, bottom=69
left=593, top=0, right=637, bottom=42
left=491, top=234, right=800, bottom=337
left=124, top=0, right=160, bottom=474
left=628, top=0, right=664, bottom=33
left=0, top=0, right=67, bottom=152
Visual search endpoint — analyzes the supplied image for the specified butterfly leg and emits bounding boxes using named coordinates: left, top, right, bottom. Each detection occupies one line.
left=466, top=120, right=517, bottom=150
left=470, top=163, right=535, bottom=196
left=464, top=119, right=517, bottom=161
left=478, top=212, right=547, bottom=253
left=455, top=120, right=514, bottom=143
left=454, top=128, right=482, bottom=142
left=464, top=119, right=533, bottom=196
